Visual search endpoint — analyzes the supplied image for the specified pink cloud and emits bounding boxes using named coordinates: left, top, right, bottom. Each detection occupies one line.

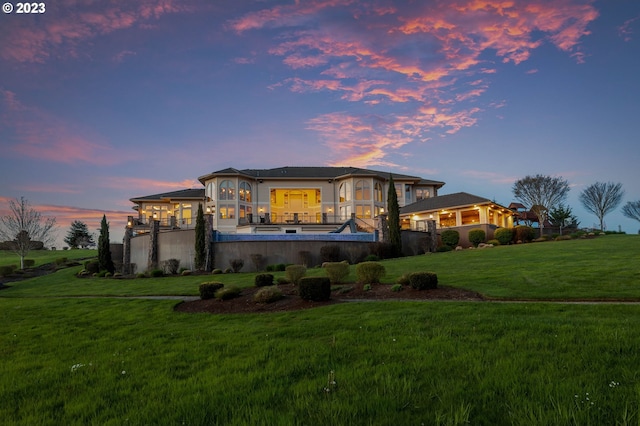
left=0, top=1, right=187, bottom=63
left=618, top=16, right=640, bottom=42
left=104, top=177, right=201, bottom=193
left=0, top=90, right=118, bottom=165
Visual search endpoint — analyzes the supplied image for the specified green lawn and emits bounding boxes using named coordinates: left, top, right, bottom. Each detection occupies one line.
left=1, top=235, right=640, bottom=425
left=0, top=249, right=97, bottom=268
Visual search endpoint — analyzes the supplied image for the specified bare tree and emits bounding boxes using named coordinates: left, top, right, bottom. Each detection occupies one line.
left=0, top=197, right=57, bottom=269
left=622, top=200, right=640, bottom=224
left=579, top=182, right=624, bottom=231
left=512, top=175, right=570, bottom=237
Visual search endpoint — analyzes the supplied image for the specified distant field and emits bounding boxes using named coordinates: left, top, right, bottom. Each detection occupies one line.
left=1, top=235, right=640, bottom=424
left=0, top=249, right=97, bottom=268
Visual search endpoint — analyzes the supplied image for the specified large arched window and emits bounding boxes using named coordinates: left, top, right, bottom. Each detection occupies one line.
left=374, top=182, right=383, bottom=202
left=355, top=180, right=371, bottom=200
left=219, top=180, right=235, bottom=200
left=206, top=182, right=216, bottom=201
left=339, top=181, right=352, bottom=202
left=239, top=182, right=252, bottom=202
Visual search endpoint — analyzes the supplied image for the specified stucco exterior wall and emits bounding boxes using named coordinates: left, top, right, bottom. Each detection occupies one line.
left=157, top=229, right=196, bottom=271
left=129, top=233, right=150, bottom=274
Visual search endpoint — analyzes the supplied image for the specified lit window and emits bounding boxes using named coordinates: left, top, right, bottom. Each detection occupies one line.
left=239, top=182, right=252, bottom=202
left=206, top=182, right=216, bottom=201
left=339, top=182, right=352, bottom=202
left=219, top=180, right=235, bottom=200
left=374, top=182, right=383, bottom=202
left=355, top=180, right=371, bottom=201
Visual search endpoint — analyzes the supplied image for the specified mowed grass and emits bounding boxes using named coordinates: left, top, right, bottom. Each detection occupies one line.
left=1, top=235, right=640, bottom=424
left=0, top=249, right=97, bottom=268
left=3, top=234, right=639, bottom=300
left=2, top=299, right=640, bottom=425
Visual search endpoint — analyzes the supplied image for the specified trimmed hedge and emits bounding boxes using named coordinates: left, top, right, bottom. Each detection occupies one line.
left=285, top=265, right=307, bottom=285
left=494, top=228, right=513, bottom=245
left=514, top=225, right=535, bottom=243
left=323, top=261, right=350, bottom=284
left=253, top=286, right=283, bottom=304
left=199, top=282, right=224, bottom=300
left=215, top=286, right=242, bottom=300
left=254, top=273, right=274, bottom=287
left=408, top=272, right=438, bottom=290
left=441, top=229, right=460, bottom=248
left=355, top=261, right=386, bottom=284
left=468, top=228, right=486, bottom=247
left=298, top=277, right=331, bottom=301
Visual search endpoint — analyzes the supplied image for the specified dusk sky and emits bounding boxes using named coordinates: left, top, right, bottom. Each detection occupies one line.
left=1, top=0, right=639, bottom=246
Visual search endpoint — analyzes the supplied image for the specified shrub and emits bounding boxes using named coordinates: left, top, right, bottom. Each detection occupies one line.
left=229, top=259, right=244, bottom=273
left=113, top=272, right=122, bottom=278
left=363, top=254, right=379, bottom=262
left=212, top=269, right=222, bottom=274
left=215, top=286, right=242, bottom=300
left=266, top=263, right=286, bottom=272
left=514, top=225, right=535, bottom=243
left=320, top=245, right=341, bottom=263
left=0, top=265, right=16, bottom=277
left=285, top=265, right=307, bottom=285
left=181, top=269, right=192, bottom=276
left=55, top=257, right=68, bottom=265
left=370, top=242, right=397, bottom=260
left=149, top=269, right=164, bottom=278
left=396, top=273, right=410, bottom=286
left=556, top=235, right=572, bottom=241
left=391, top=284, right=403, bottom=292
left=23, top=259, right=35, bottom=268
left=355, top=261, right=386, bottom=284
left=254, top=273, right=274, bottom=287
left=323, top=261, right=350, bottom=284
left=298, top=250, right=312, bottom=267
left=250, top=253, right=265, bottom=271
left=253, top=286, right=283, bottom=304
left=84, top=260, right=100, bottom=274
left=104, top=272, right=112, bottom=278
left=363, top=284, right=372, bottom=291
left=97, top=271, right=107, bottom=277
left=298, top=277, right=331, bottom=301
left=276, top=277, right=290, bottom=285
left=136, top=273, right=147, bottom=279
left=161, top=258, right=180, bottom=275
left=494, top=228, right=513, bottom=245
left=441, top=229, right=460, bottom=248
left=408, top=272, right=438, bottom=290
left=487, top=239, right=500, bottom=246
left=224, top=267, right=233, bottom=274
left=199, top=282, right=224, bottom=300
left=468, top=229, right=486, bottom=247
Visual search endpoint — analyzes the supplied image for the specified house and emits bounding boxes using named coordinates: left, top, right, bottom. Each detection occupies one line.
left=127, top=188, right=205, bottom=234
left=195, top=166, right=444, bottom=234
left=399, top=192, right=514, bottom=247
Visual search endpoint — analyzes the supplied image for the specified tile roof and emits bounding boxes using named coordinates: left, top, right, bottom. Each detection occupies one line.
left=198, top=166, right=445, bottom=187
left=400, top=192, right=499, bottom=214
left=129, top=188, right=205, bottom=202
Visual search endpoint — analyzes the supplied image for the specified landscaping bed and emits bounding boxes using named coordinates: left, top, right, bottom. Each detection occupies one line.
left=175, top=283, right=484, bottom=314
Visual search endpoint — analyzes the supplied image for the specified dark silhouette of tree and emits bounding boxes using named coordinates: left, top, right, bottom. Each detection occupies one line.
left=387, top=175, right=402, bottom=257
left=0, top=197, right=56, bottom=269
left=194, top=203, right=206, bottom=270
left=64, top=220, right=95, bottom=249
left=98, top=215, right=114, bottom=273
left=622, top=201, right=640, bottom=224
left=579, top=182, right=624, bottom=231
left=548, top=204, right=579, bottom=235
left=512, top=175, right=570, bottom=237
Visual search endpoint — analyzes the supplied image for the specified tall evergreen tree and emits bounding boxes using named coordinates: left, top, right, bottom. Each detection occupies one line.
left=387, top=175, right=402, bottom=257
left=194, top=203, right=206, bottom=270
left=98, top=215, right=114, bottom=273
left=64, top=220, right=95, bottom=248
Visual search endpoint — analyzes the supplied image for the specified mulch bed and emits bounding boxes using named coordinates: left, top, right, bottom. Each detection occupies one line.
left=174, top=283, right=485, bottom=314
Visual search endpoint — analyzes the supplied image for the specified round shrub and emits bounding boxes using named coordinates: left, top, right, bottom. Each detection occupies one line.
left=199, top=282, right=224, bottom=300
left=391, top=284, right=403, bottom=292
left=355, top=261, right=386, bottom=284
left=441, top=229, right=460, bottom=248
left=408, top=272, right=438, bottom=290
left=276, top=277, right=290, bottom=285
left=254, top=273, right=274, bottom=287
left=212, top=269, right=222, bottom=275
left=323, top=261, right=350, bottom=284
left=149, top=269, right=164, bottom=278
left=487, top=239, right=500, bottom=246
left=136, top=273, right=147, bottom=279
left=84, top=260, right=100, bottom=274
left=181, top=269, right=192, bottom=276
left=363, top=254, right=380, bottom=262
left=215, top=286, right=242, bottom=300
left=514, top=225, right=535, bottom=243
left=494, top=227, right=513, bottom=245
left=396, top=273, right=410, bottom=286
left=104, top=272, right=112, bottom=278
left=285, top=265, right=307, bottom=285
left=468, top=228, right=486, bottom=247
left=298, top=277, right=331, bottom=301
left=253, top=286, right=283, bottom=304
